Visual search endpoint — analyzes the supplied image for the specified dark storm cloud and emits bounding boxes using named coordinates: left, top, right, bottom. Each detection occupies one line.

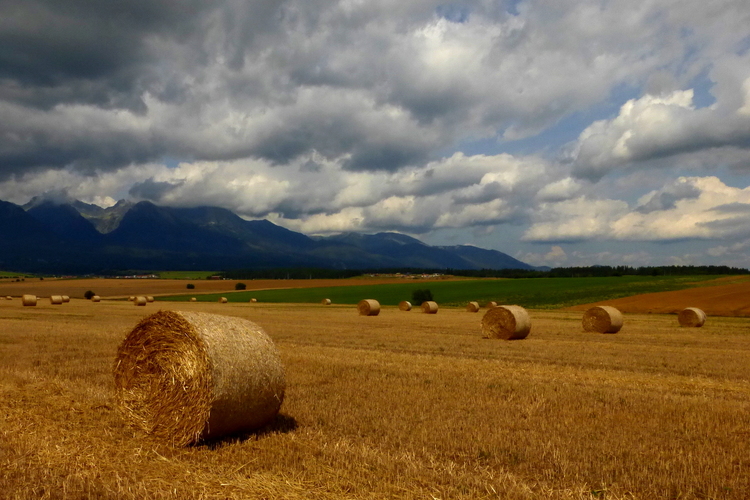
left=128, top=177, right=183, bottom=201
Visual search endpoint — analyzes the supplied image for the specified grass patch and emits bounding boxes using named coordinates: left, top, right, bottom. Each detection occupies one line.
left=158, top=275, right=721, bottom=308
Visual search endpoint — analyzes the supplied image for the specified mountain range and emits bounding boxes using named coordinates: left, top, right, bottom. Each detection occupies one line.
left=0, top=196, right=535, bottom=273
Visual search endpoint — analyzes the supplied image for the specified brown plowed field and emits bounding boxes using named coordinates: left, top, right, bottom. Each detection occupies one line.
left=568, top=276, right=750, bottom=316
left=0, top=276, right=457, bottom=300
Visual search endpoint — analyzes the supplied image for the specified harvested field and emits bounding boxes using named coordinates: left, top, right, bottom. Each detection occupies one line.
left=1, top=300, right=749, bottom=499
left=568, top=276, right=750, bottom=316
left=0, top=276, right=455, bottom=300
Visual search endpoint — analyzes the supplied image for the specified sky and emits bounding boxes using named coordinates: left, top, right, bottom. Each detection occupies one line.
left=2, top=0, right=750, bottom=268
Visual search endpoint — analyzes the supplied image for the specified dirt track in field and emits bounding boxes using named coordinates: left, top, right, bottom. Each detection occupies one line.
left=0, top=276, right=457, bottom=300
left=568, top=276, right=750, bottom=316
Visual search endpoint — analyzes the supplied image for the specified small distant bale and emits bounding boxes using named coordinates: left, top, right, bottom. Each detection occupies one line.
left=485, top=301, right=498, bottom=308
left=22, top=294, right=37, bottom=307
left=481, top=305, right=531, bottom=340
left=582, top=306, right=623, bottom=333
left=398, top=300, right=412, bottom=311
left=113, top=310, right=285, bottom=446
left=146, top=296, right=155, bottom=303
left=321, top=298, right=332, bottom=305
left=91, top=296, right=101, bottom=302
left=219, top=297, right=228, bottom=303
left=61, top=295, right=70, bottom=303
left=50, top=295, right=63, bottom=305
left=250, top=298, right=258, bottom=303
left=678, top=307, right=706, bottom=327
left=421, top=301, right=438, bottom=314
left=466, top=301, right=480, bottom=313
left=5, top=296, right=12, bottom=300
left=135, top=296, right=147, bottom=306
left=358, top=299, right=380, bottom=316
left=190, top=297, right=197, bottom=302
left=129, top=296, right=136, bottom=301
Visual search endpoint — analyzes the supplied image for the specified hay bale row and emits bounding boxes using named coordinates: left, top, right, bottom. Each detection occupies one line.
left=22, top=294, right=37, bottom=306
left=358, top=299, right=380, bottom=316
left=582, top=306, right=623, bottom=333
left=398, top=300, right=411, bottom=311
left=421, top=301, right=438, bottom=314
left=113, top=310, right=285, bottom=446
left=481, top=305, right=531, bottom=340
left=678, top=307, right=706, bottom=327
left=466, top=301, right=480, bottom=313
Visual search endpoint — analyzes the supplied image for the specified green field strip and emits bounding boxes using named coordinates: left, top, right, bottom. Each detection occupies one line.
left=156, top=275, right=720, bottom=309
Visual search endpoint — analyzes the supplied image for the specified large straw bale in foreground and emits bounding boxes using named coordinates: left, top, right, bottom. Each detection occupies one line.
left=678, top=307, right=706, bottom=327
left=50, top=295, right=63, bottom=305
left=135, top=296, right=147, bottom=306
left=481, top=305, right=531, bottom=340
left=398, top=301, right=412, bottom=311
left=466, top=301, right=480, bottom=312
left=421, top=301, right=438, bottom=314
left=582, top=306, right=623, bottom=333
left=358, top=299, right=380, bottom=316
left=113, top=311, right=285, bottom=446
left=22, top=294, right=37, bottom=306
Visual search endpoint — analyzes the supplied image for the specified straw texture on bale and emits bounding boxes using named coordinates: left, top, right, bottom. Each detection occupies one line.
left=146, top=296, right=155, bottom=303
left=91, top=296, right=101, bottom=302
left=398, top=301, right=412, bottom=311
left=481, top=305, right=531, bottom=340
left=50, top=295, right=63, bottom=305
left=466, top=301, right=480, bottom=313
left=321, top=298, right=332, bottom=305
left=358, top=299, right=380, bottom=316
left=678, top=307, right=706, bottom=327
left=486, top=301, right=498, bottom=308
left=113, top=310, right=285, bottom=446
left=135, top=296, right=147, bottom=306
left=62, top=295, right=70, bottom=303
left=421, top=301, right=438, bottom=314
left=219, top=297, right=228, bottom=303
left=190, top=297, right=197, bottom=302
left=582, top=306, right=623, bottom=333
left=22, top=294, right=37, bottom=306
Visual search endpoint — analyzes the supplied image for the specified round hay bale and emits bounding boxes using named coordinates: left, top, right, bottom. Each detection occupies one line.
left=91, top=295, right=101, bottom=302
left=129, top=296, right=136, bottom=301
left=50, top=295, right=63, bottom=305
left=678, top=307, right=706, bottom=327
left=466, top=301, right=480, bottom=313
left=146, top=296, right=155, bottom=303
left=135, top=296, right=147, bottom=306
left=582, top=306, right=623, bottom=333
left=190, top=297, right=197, bottom=302
left=113, top=310, right=285, bottom=446
left=321, top=298, right=332, bottom=305
left=61, top=295, right=70, bottom=303
left=398, top=300, right=412, bottom=311
left=219, top=297, right=228, bottom=304
left=485, top=301, right=498, bottom=308
left=421, top=301, right=438, bottom=314
left=358, top=299, right=380, bottom=316
left=22, top=294, right=37, bottom=306
left=481, top=305, right=531, bottom=340
left=250, top=298, right=258, bottom=303
left=6, top=296, right=12, bottom=300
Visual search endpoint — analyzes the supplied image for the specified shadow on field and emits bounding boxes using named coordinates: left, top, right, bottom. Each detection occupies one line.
left=201, top=413, right=298, bottom=449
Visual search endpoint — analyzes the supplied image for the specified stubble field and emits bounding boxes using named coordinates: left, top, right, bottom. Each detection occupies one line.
left=1, top=298, right=749, bottom=499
